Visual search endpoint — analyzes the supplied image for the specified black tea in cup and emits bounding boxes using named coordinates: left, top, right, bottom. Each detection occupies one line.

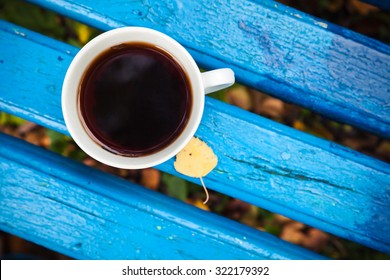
left=78, top=43, right=192, bottom=157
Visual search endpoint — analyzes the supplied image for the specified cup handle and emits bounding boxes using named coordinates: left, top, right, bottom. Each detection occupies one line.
left=201, top=68, right=235, bottom=94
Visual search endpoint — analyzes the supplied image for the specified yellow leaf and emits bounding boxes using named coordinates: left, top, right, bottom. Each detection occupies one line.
left=187, top=199, right=210, bottom=211
left=293, top=120, right=306, bottom=130
left=77, top=24, right=91, bottom=44
left=174, top=137, right=218, bottom=178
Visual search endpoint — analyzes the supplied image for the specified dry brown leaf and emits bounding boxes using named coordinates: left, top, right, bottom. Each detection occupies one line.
left=274, top=214, right=293, bottom=224
left=40, top=134, right=51, bottom=147
left=140, top=168, right=160, bottom=190
left=347, top=0, right=378, bottom=15
left=16, top=121, right=38, bottom=136
left=302, top=228, right=329, bottom=252
left=187, top=199, right=210, bottom=211
left=83, top=157, right=98, bottom=167
left=118, top=169, right=129, bottom=177
left=293, top=120, right=306, bottom=131
left=24, top=129, right=44, bottom=145
left=258, top=97, right=284, bottom=119
left=327, top=0, right=343, bottom=12
left=226, top=86, right=252, bottom=110
left=280, top=223, right=305, bottom=244
left=288, top=221, right=305, bottom=230
left=376, top=141, right=390, bottom=161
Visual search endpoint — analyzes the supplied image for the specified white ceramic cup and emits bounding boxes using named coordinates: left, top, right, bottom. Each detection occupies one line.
left=62, top=27, right=234, bottom=169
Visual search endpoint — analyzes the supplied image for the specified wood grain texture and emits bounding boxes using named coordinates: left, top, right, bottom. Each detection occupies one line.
left=27, top=0, right=390, bottom=138
left=0, top=22, right=77, bottom=134
left=1, top=21, right=389, bottom=254
left=0, top=133, right=324, bottom=259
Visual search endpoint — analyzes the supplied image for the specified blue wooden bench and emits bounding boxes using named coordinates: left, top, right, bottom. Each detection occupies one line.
left=0, top=0, right=389, bottom=259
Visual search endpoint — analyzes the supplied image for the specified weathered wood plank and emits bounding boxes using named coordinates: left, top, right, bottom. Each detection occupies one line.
left=0, top=22, right=76, bottom=135
left=27, top=0, right=390, bottom=138
left=0, top=133, right=323, bottom=259
left=1, top=21, right=389, bottom=254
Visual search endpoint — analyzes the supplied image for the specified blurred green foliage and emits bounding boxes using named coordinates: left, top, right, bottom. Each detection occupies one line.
left=46, top=130, right=70, bottom=154
left=0, top=0, right=100, bottom=47
left=162, top=173, right=190, bottom=201
left=0, top=0, right=66, bottom=39
left=0, top=112, right=25, bottom=126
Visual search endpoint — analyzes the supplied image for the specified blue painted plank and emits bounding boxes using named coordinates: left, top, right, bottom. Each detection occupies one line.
left=0, top=132, right=324, bottom=260
left=1, top=21, right=389, bottom=254
left=0, top=22, right=77, bottom=135
left=26, top=0, right=390, bottom=138
left=362, top=0, right=390, bottom=10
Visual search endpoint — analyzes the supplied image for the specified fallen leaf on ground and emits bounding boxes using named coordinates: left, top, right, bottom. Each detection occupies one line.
left=140, top=168, right=160, bottom=190
left=187, top=198, right=210, bottom=211
left=257, top=97, right=284, bottom=119
left=274, top=214, right=292, bottom=224
left=347, top=0, right=378, bottom=15
left=280, top=223, right=305, bottom=244
left=302, top=228, right=329, bottom=252
left=226, top=86, right=252, bottom=110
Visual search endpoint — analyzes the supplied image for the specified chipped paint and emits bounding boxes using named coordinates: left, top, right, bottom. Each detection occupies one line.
left=13, top=29, right=26, bottom=37
left=314, top=21, right=328, bottom=28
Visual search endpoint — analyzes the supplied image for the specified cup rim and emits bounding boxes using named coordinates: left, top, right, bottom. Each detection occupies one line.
left=62, top=27, right=204, bottom=169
